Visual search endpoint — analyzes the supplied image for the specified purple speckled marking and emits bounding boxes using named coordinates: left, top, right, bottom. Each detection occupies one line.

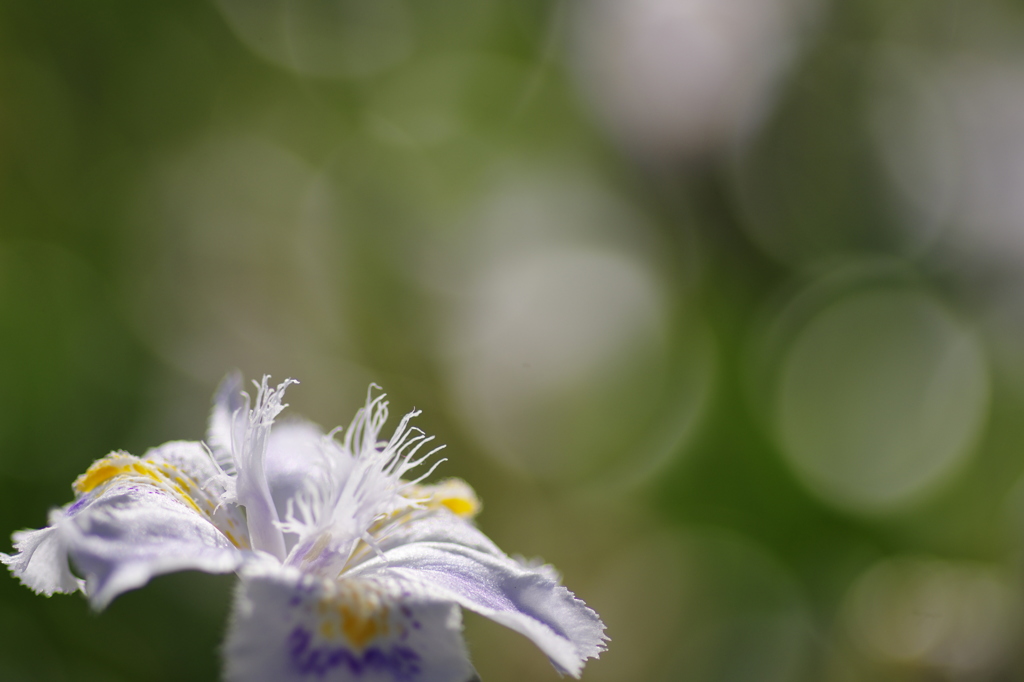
left=67, top=497, right=89, bottom=515
left=288, top=627, right=421, bottom=680
left=288, top=579, right=318, bottom=607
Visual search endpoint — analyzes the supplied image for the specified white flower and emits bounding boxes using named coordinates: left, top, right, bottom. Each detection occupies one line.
left=2, top=375, right=607, bottom=681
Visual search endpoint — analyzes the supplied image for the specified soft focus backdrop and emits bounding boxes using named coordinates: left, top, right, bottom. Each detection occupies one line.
left=3, top=0, right=1024, bottom=680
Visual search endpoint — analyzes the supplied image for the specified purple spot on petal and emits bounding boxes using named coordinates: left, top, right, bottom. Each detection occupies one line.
left=287, top=626, right=422, bottom=680
left=289, top=627, right=312, bottom=659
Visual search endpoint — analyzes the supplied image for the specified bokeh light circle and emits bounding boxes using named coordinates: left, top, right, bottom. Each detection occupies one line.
left=215, top=0, right=414, bottom=79
left=124, top=135, right=364, bottom=422
left=437, top=168, right=713, bottom=486
left=842, top=556, right=1016, bottom=676
left=870, top=49, right=1024, bottom=266
left=449, top=246, right=711, bottom=483
left=569, top=0, right=817, bottom=159
left=774, top=287, right=989, bottom=513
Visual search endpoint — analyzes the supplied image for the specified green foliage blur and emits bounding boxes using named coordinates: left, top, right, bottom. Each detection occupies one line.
left=3, top=0, right=1024, bottom=680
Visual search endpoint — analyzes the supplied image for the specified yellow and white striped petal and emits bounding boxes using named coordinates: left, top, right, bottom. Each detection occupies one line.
left=67, top=478, right=245, bottom=609
left=5, top=441, right=248, bottom=609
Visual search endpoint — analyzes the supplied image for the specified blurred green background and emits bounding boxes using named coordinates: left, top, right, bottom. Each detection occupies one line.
left=4, top=0, right=1024, bottom=679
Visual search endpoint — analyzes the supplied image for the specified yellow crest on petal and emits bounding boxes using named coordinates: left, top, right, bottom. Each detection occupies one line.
left=406, top=478, right=480, bottom=519
left=71, top=451, right=249, bottom=549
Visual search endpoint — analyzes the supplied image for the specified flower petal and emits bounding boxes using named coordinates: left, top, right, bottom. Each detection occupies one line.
left=208, top=371, right=247, bottom=474
left=279, top=391, right=447, bottom=577
left=1, top=511, right=82, bottom=596
left=401, top=480, right=481, bottom=521
left=265, top=420, right=354, bottom=554
left=142, top=440, right=250, bottom=548
left=233, top=376, right=296, bottom=560
left=5, top=442, right=249, bottom=610
left=66, top=479, right=245, bottom=609
left=225, top=563, right=478, bottom=682
left=351, top=514, right=607, bottom=678
left=368, top=510, right=502, bottom=560
left=209, top=374, right=299, bottom=558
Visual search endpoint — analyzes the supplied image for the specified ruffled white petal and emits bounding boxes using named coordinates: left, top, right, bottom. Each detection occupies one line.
left=66, top=480, right=244, bottom=609
left=143, top=441, right=250, bottom=548
left=364, top=510, right=502, bottom=562
left=349, top=514, right=607, bottom=678
left=208, top=371, right=247, bottom=475
left=225, top=563, right=477, bottom=682
left=147, top=439, right=228, bottom=496
left=0, top=510, right=82, bottom=596
left=280, top=389, right=445, bottom=577
left=265, top=420, right=354, bottom=554
left=230, top=376, right=296, bottom=560
left=4, top=442, right=248, bottom=610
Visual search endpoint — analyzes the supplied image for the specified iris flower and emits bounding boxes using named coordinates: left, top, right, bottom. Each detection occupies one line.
left=2, top=375, right=606, bottom=681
